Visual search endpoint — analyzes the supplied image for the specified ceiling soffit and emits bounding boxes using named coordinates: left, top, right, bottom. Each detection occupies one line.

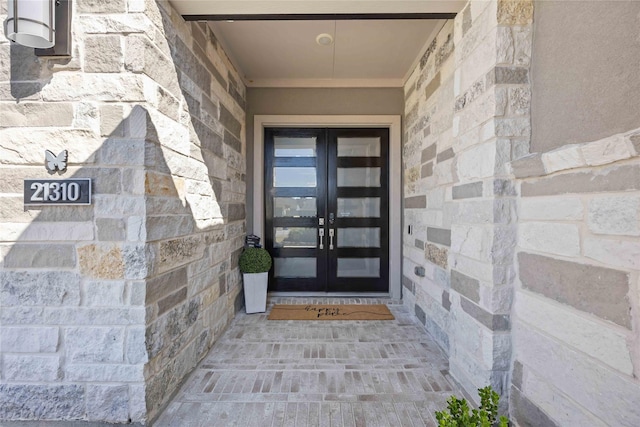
left=169, top=1, right=465, bottom=88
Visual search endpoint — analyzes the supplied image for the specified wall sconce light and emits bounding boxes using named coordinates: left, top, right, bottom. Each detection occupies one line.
left=4, top=0, right=71, bottom=56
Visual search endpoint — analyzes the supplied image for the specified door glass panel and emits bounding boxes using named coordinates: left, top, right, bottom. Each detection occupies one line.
left=274, top=227, right=317, bottom=248
left=337, top=198, right=380, bottom=218
left=266, top=128, right=389, bottom=293
left=274, top=258, right=316, bottom=278
left=337, top=167, right=380, bottom=187
left=338, top=137, right=380, bottom=157
left=338, top=228, right=380, bottom=248
left=274, top=137, right=316, bottom=157
left=337, top=258, right=380, bottom=277
left=274, top=167, right=317, bottom=187
left=274, top=197, right=316, bottom=218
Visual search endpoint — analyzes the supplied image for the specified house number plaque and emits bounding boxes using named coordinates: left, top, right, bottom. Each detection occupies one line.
left=24, top=179, right=92, bottom=206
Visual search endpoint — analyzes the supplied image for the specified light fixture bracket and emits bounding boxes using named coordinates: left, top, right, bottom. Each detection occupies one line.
left=35, top=0, right=71, bottom=57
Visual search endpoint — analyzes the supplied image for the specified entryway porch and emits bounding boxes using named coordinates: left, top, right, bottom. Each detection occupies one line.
left=154, top=297, right=462, bottom=426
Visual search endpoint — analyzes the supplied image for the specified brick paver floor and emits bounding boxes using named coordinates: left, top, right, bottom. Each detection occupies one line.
left=154, top=297, right=460, bottom=426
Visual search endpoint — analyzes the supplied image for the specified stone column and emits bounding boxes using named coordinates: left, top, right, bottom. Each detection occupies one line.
left=448, top=0, right=532, bottom=402
left=402, top=17, right=457, bottom=356
left=402, top=1, right=533, bottom=406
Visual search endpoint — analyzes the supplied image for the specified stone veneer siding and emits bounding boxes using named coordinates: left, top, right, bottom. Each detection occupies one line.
left=0, top=0, right=246, bottom=423
left=510, top=129, right=640, bottom=426
left=508, top=1, right=640, bottom=424
left=1, top=0, right=639, bottom=425
left=403, top=0, right=530, bottom=408
left=404, top=0, right=640, bottom=425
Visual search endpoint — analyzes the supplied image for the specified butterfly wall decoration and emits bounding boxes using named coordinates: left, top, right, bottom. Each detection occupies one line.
left=45, top=150, right=68, bottom=173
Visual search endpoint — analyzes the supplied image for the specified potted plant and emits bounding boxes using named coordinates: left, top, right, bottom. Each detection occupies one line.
left=238, top=246, right=272, bottom=313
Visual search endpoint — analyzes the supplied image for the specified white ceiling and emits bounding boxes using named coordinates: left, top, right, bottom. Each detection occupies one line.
left=169, top=1, right=466, bottom=87
left=210, top=20, right=443, bottom=87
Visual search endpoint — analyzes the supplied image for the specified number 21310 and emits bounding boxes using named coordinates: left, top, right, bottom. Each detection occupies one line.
left=24, top=179, right=92, bottom=206
left=31, top=181, right=81, bottom=202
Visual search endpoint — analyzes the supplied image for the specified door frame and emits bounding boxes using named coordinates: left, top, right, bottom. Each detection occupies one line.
left=253, top=115, right=402, bottom=299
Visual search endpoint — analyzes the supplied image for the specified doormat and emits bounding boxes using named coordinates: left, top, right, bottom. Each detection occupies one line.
left=268, top=304, right=394, bottom=320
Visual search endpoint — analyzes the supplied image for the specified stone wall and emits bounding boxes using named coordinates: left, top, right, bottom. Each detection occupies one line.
left=405, top=0, right=640, bottom=425
left=508, top=0, right=640, bottom=424
left=402, top=18, right=456, bottom=356
left=0, top=0, right=245, bottom=423
left=510, top=129, right=640, bottom=427
left=403, top=0, right=531, bottom=407
left=141, top=2, right=246, bottom=420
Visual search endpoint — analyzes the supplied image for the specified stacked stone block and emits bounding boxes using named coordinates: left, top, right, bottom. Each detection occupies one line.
left=0, top=0, right=246, bottom=423
left=505, top=0, right=640, bottom=423
left=403, top=19, right=456, bottom=357
left=511, top=128, right=640, bottom=425
left=403, top=0, right=533, bottom=410
left=405, top=0, right=640, bottom=424
left=136, top=2, right=246, bottom=418
left=448, top=0, right=532, bottom=400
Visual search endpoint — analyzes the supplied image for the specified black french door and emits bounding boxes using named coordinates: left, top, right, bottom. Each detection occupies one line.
left=264, top=128, right=389, bottom=293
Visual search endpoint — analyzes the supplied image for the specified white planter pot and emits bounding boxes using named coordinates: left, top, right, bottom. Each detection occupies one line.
left=242, top=272, right=268, bottom=313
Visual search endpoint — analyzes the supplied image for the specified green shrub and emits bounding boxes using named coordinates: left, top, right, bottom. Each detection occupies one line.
left=238, top=247, right=272, bottom=273
left=435, top=386, right=508, bottom=427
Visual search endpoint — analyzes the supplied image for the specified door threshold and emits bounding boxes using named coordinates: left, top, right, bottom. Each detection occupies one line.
left=269, top=292, right=391, bottom=298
